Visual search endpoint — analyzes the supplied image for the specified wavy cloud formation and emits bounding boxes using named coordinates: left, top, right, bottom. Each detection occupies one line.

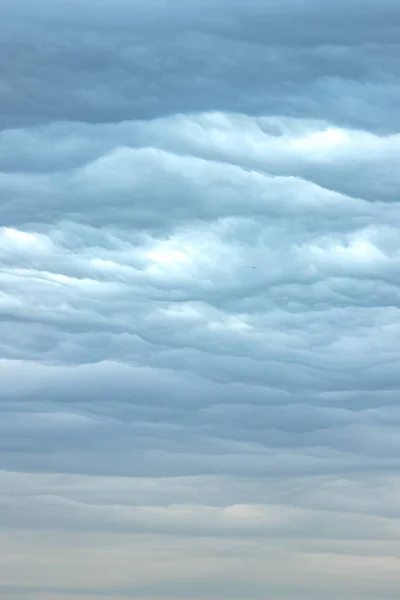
left=1, top=1, right=400, bottom=599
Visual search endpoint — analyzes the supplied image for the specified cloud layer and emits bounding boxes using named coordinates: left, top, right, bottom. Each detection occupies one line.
left=1, top=0, right=400, bottom=598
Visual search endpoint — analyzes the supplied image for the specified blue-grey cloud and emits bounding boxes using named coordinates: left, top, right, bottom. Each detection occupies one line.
left=1, top=0, right=400, bottom=598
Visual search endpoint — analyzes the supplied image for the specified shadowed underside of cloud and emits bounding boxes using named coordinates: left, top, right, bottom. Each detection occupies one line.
left=1, top=0, right=400, bottom=599
left=1, top=0, right=400, bottom=131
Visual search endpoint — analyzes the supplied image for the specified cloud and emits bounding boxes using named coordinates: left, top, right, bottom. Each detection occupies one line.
left=1, top=0, right=400, bottom=598
left=1, top=0, right=400, bottom=130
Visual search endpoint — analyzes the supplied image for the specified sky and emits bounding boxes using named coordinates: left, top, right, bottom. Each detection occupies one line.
left=0, top=0, right=400, bottom=598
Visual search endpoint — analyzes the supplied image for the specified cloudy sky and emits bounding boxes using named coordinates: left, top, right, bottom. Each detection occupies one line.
left=1, top=0, right=400, bottom=598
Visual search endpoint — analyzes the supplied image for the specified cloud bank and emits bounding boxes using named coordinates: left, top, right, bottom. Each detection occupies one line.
left=1, top=0, right=400, bottom=598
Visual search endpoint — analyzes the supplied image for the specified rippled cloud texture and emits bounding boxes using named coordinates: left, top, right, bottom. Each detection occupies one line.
left=1, top=1, right=400, bottom=598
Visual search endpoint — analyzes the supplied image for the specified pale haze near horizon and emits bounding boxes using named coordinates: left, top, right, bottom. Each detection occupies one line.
left=1, top=0, right=400, bottom=598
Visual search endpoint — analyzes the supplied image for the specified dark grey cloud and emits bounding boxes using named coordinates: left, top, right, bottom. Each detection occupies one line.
left=1, top=0, right=400, bottom=130
left=1, top=0, right=400, bottom=598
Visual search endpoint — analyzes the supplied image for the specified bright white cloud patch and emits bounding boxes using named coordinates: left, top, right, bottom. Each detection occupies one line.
left=1, top=0, right=400, bottom=599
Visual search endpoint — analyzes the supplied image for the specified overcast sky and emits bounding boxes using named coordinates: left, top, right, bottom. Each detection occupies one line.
left=1, top=0, right=400, bottom=598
